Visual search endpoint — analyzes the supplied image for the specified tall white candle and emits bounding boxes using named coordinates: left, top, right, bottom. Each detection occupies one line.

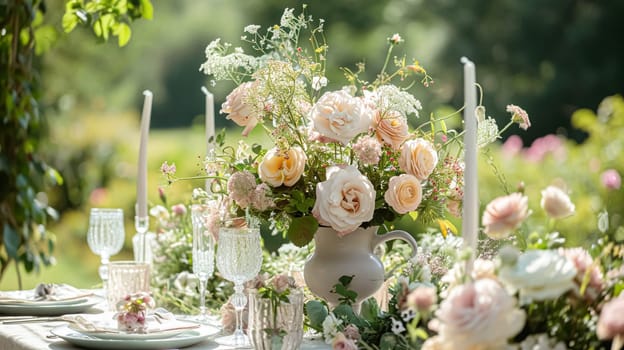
left=201, top=86, right=215, bottom=155
left=137, top=90, right=153, bottom=218
left=460, top=57, right=478, bottom=271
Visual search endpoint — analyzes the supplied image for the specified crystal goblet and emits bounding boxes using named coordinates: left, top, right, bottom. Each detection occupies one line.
left=214, top=223, right=263, bottom=348
left=191, top=202, right=217, bottom=322
left=86, top=208, right=125, bottom=300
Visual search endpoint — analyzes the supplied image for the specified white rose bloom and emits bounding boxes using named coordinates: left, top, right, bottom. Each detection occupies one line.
left=499, top=250, right=577, bottom=304
left=540, top=186, right=575, bottom=219
left=312, top=165, right=376, bottom=235
left=310, top=90, right=373, bottom=144
left=321, top=313, right=342, bottom=344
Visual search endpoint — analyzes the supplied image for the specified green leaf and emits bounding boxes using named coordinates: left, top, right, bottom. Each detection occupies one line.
left=3, top=224, right=20, bottom=259
left=115, top=22, right=131, bottom=47
left=251, top=143, right=263, bottom=155
left=286, top=216, right=317, bottom=247
left=305, top=300, right=328, bottom=328
left=62, top=12, right=79, bottom=33
left=339, top=275, right=354, bottom=286
left=140, top=0, right=154, bottom=20
left=360, top=298, right=380, bottom=321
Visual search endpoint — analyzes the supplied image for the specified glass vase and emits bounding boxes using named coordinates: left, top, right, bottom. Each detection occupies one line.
left=247, top=289, right=304, bottom=350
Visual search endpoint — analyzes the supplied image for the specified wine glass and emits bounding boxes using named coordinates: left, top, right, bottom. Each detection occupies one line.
left=215, top=222, right=263, bottom=348
left=191, top=202, right=216, bottom=322
left=86, top=208, right=125, bottom=299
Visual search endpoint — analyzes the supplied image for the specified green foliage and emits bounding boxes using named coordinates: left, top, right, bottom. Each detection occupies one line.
left=0, top=0, right=60, bottom=286
left=63, top=0, right=153, bottom=47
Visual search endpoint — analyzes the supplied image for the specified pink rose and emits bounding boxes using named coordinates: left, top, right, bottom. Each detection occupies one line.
left=399, top=138, right=438, bottom=181
left=559, top=247, right=604, bottom=300
left=271, top=274, right=295, bottom=294
left=310, top=90, right=373, bottom=145
left=384, top=174, right=423, bottom=214
left=221, top=81, right=260, bottom=136
left=601, top=169, right=622, bottom=190
left=258, top=147, right=306, bottom=187
left=406, top=286, right=437, bottom=312
left=312, top=165, right=375, bottom=235
left=374, top=110, right=409, bottom=150
left=540, top=185, right=575, bottom=219
left=597, top=297, right=624, bottom=340
left=482, top=193, right=530, bottom=239
left=432, top=279, right=525, bottom=349
left=332, top=332, right=358, bottom=350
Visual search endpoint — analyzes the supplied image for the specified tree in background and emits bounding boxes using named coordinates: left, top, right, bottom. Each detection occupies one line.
left=0, top=0, right=152, bottom=286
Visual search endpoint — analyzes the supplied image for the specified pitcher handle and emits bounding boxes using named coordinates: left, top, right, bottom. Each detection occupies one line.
left=371, top=230, right=418, bottom=279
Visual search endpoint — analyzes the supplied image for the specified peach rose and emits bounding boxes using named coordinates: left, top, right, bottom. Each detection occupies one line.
left=221, top=81, right=260, bottom=136
left=398, top=138, right=438, bottom=181
left=312, top=165, right=375, bottom=235
left=258, top=146, right=306, bottom=187
left=432, top=279, right=525, bottom=349
left=540, top=185, right=575, bottom=219
left=375, top=110, right=409, bottom=150
left=597, top=297, right=624, bottom=340
left=310, top=90, right=373, bottom=145
left=384, top=174, right=423, bottom=214
left=482, top=192, right=530, bottom=239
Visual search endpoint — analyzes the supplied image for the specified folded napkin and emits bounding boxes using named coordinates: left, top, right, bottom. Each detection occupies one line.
left=0, top=284, right=94, bottom=304
left=67, top=312, right=200, bottom=334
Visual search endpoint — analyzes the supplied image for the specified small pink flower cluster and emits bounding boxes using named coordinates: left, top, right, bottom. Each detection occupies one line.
left=114, top=292, right=155, bottom=333
left=226, top=170, right=274, bottom=211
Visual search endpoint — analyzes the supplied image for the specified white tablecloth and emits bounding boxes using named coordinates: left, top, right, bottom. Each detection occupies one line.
left=0, top=320, right=329, bottom=350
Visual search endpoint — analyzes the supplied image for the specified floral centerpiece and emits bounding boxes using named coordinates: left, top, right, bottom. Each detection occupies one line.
left=163, top=6, right=527, bottom=247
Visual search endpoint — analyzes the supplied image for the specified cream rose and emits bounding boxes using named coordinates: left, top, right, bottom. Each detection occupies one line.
left=431, top=279, right=525, bottom=349
left=309, top=90, right=373, bottom=145
left=258, top=146, right=306, bottom=187
left=498, top=249, right=577, bottom=303
left=540, top=185, right=575, bottom=219
left=375, top=110, right=409, bottom=150
left=312, top=165, right=376, bottom=235
left=482, top=192, right=530, bottom=239
left=384, top=174, right=422, bottom=214
left=221, top=81, right=260, bottom=136
left=398, top=138, right=438, bottom=181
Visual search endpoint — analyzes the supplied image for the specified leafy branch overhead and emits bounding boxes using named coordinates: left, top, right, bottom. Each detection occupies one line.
left=63, top=0, right=153, bottom=47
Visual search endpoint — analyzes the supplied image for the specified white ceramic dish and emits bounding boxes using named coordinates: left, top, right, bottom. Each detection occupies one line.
left=51, top=324, right=220, bottom=349
left=0, top=297, right=100, bottom=316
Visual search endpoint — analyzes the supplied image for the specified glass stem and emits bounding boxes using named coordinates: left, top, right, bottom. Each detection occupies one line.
left=99, top=255, right=110, bottom=308
left=232, top=283, right=246, bottom=343
left=199, top=276, right=207, bottom=320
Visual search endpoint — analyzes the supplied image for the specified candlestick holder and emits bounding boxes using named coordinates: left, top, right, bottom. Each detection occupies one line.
left=132, top=215, right=155, bottom=264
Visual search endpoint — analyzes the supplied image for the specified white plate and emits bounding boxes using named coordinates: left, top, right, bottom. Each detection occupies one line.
left=0, top=297, right=100, bottom=316
left=52, top=324, right=220, bottom=349
left=68, top=320, right=201, bottom=341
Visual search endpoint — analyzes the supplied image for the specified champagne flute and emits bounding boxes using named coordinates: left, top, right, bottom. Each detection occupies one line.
left=87, top=208, right=125, bottom=299
left=191, top=202, right=216, bottom=322
left=214, top=222, right=263, bottom=348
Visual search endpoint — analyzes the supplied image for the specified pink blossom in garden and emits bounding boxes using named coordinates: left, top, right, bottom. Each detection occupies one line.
left=524, top=134, right=566, bottom=163
left=171, top=203, right=186, bottom=216
left=597, top=297, right=624, bottom=340
left=389, top=33, right=403, bottom=45
left=352, top=135, right=382, bottom=165
left=332, top=332, right=358, bottom=350
left=227, top=170, right=256, bottom=208
left=160, top=161, right=176, bottom=176
left=601, top=169, right=622, bottom=190
left=482, top=192, right=530, bottom=239
left=343, top=324, right=361, bottom=341
left=559, top=247, right=604, bottom=300
left=501, top=135, right=523, bottom=157
left=431, top=279, right=525, bottom=349
left=506, top=104, right=531, bottom=130
left=540, top=185, right=575, bottom=219
left=406, top=286, right=437, bottom=312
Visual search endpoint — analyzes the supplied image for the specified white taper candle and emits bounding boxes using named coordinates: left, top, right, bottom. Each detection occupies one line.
left=137, top=90, right=153, bottom=218
left=460, top=57, right=478, bottom=272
